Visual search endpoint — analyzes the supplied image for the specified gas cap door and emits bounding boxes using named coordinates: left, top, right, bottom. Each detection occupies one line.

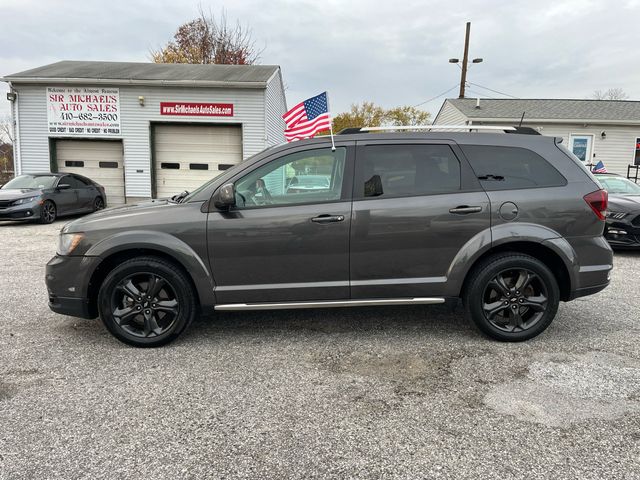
left=499, top=201, right=519, bottom=221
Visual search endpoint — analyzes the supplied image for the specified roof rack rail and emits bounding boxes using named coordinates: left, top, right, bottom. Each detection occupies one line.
left=337, top=125, right=517, bottom=134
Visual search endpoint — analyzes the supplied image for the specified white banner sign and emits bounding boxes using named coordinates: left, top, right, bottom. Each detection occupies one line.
left=47, top=86, right=121, bottom=136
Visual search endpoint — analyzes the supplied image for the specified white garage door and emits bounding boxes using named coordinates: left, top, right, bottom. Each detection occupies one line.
left=57, top=140, right=125, bottom=205
left=154, top=124, right=242, bottom=199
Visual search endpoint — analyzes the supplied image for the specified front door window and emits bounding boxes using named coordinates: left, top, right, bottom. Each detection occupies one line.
left=234, top=147, right=346, bottom=208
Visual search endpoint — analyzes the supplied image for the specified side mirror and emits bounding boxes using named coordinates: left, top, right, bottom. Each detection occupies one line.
left=57, top=183, right=71, bottom=190
left=213, top=183, right=236, bottom=209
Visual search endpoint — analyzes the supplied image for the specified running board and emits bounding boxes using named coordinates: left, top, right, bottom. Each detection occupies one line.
left=214, top=297, right=445, bottom=311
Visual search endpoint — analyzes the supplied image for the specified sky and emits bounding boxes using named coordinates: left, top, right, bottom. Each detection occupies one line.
left=1, top=0, right=640, bottom=133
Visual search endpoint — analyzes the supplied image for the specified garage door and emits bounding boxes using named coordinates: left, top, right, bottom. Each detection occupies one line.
left=154, top=124, right=242, bottom=199
left=57, top=140, right=125, bottom=205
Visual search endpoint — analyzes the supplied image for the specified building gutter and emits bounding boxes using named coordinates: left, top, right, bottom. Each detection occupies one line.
left=0, top=77, right=269, bottom=89
left=464, top=117, right=640, bottom=126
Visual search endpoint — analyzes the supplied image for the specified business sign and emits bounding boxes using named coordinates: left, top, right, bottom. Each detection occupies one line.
left=47, top=87, right=121, bottom=136
left=160, top=102, right=234, bottom=117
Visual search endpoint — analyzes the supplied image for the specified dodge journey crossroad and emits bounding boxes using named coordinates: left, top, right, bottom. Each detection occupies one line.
left=45, top=129, right=613, bottom=347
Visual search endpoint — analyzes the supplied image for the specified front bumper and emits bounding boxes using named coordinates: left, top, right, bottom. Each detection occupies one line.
left=45, top=254, right=102, bottom=319
left=0, top=202, right=41, bottom=221
left=604, top=220, right=640, bottom=248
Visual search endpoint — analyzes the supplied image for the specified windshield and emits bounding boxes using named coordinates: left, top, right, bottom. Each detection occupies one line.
left=596, top=175, right=640, bottom=195
left=2, top=175, right=58, bottom=190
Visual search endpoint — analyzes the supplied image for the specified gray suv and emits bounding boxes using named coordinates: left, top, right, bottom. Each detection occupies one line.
left=45, top=130, right=613, bottom=347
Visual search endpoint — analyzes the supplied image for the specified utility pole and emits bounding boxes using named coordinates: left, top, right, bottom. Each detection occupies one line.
left=459, top=22, right=471, bottom=98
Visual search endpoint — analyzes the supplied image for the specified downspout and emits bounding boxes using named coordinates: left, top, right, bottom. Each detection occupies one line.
left=9, top=82, right=21, bottom=175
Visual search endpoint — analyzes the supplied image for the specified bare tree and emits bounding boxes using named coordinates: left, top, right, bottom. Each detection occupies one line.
left=592, top=88, right=629, bottom=100
left=150, top=7, right=263, bottom=65
left=0, top=114, right=13, bottom=144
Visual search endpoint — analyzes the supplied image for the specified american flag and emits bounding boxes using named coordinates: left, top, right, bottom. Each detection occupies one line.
left=283, top=92, right=331, bottom=142
left=592, top=160, right=608, bottom=173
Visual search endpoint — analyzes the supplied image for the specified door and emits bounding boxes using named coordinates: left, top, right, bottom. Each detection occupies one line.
left=57, top=140, right=125, bottom=205
left=154, top=124, right=242, bottom=199
left=350, top=142, right=491, bottom=299
left=70, top=175, right=98, bottom=211
left=54, top=175, right=80, bottom=214
left=207, top=145, right=353, bottom=304
left=569, top=134, right=594, bottom=164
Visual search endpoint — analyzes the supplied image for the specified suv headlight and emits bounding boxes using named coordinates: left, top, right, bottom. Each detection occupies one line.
left=11, top=196, right=40, bottom=206
left=57, top=233, right=85, bottom=256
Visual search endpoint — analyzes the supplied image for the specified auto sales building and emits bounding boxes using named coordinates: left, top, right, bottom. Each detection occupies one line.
left=2, top=61, right=287, bottom=204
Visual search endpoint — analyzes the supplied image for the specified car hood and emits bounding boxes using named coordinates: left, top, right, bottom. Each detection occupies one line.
left=63, top=198, right=182, bottom=232
left=608, top=194, right=640, bottom=213
left=0, top=188, right=44, bottom=201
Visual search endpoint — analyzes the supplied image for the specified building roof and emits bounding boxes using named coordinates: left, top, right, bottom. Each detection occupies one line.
left=1, top=60, right=280, bottom=88
left=440, top=98, right=640, bottom=123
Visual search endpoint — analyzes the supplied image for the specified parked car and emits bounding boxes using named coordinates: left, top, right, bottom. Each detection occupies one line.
left=0, top=173, right=106, bottom=224
left=594, top=173, right=640, bottom=248
left=45, top=130, right=613, bottom=347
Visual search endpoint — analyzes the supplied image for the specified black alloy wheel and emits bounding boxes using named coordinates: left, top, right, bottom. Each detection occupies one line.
left=464, top=253, right=560, bottom=341
left=39, top=200, right=57, bottom=224
left=98, top=257, right=196, bottom=347
left=93, top=196, right=105, bottom=211
left=482, top=268, right=548, bottom=333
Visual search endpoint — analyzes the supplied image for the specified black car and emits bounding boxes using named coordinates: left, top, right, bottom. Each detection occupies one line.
left=0, top=173, right=106, bottom=224
left=594, top=173, right=640, bottom=248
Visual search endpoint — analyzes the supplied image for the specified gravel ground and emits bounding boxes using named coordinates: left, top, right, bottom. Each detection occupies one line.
left=0, top=219, right=639, bottom=479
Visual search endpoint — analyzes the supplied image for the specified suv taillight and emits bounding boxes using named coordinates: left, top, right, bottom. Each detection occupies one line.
left=584, top=189, right=608, bottom=221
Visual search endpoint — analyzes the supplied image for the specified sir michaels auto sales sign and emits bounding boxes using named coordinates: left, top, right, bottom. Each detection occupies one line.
left=47, top=87, right=121, bottom=136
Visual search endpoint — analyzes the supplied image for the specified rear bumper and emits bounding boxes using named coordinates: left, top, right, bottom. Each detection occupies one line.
left=45, top=254, right=101, bottom=319
left=547, top=235, right=613, bottom=301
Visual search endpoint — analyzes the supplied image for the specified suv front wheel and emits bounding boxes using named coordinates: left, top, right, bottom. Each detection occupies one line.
left=464, top=253, right=560, bottom=342
left=98, top=256, right=197, bottom=347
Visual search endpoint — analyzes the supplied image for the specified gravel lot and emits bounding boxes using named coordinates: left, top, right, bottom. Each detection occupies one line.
left=0, top=219, right=639, bottom=479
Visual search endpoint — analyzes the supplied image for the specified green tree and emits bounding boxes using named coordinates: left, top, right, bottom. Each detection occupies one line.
left=329, top=102, right=430, bottom=133
left=384, top=106, right=431, bottom=126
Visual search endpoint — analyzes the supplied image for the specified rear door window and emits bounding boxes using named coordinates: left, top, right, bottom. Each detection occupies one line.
left=356, top=144, right=461, bottom=199
left=461, top=145, right=566, bottom=190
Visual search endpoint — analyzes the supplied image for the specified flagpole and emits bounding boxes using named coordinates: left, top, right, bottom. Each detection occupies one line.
left=326, top=91, right=336, bottom=151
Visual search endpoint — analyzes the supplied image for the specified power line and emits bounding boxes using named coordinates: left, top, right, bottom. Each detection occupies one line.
left=465, top=87, right=496, bottom=99
left=467, top=82, right=519, bottom=99
left=413, top=84, right=460, bottom=108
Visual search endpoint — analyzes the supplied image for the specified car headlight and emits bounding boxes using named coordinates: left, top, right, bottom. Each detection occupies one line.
left=57, top=233, right=85, bottom=256
left=606, top=211, right=628, bottom=219
left=11, top=196, right=41, bottom=206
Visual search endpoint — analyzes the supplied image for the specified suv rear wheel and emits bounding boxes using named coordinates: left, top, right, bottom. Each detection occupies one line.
left=464, top=253, right=560, bottom=341
left=98, top=256, right=196, bottom=347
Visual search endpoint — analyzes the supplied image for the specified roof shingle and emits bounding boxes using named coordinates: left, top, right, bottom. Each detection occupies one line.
left=445, top=98, right=640, bottom=122
left=2, top=60, right=279, bottom=88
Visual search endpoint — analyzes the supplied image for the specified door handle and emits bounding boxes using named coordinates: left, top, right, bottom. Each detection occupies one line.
left=449, top=205, right=482, bottom=214
left=311, top=214, right=345, bottom=223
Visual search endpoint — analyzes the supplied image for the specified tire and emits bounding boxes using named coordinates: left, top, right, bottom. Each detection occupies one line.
left=93, top=196, right=105, bottom=211
left=39, top=200, right=57, bottom=224
left=463, top=253, right=560, bottom=342
left=98, top=256, right=197, bottom=347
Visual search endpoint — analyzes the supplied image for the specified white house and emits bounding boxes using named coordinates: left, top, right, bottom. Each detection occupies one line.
left=434, top=98, right=640, bottom=177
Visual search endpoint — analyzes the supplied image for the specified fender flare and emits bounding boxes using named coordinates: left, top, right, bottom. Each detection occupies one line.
left=444, top=223, right=578, bottom=296
left=86, top=230, right=216, bottom=307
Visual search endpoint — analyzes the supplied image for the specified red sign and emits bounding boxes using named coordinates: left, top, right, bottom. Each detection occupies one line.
left=160, top=102, right=234, bottom=117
